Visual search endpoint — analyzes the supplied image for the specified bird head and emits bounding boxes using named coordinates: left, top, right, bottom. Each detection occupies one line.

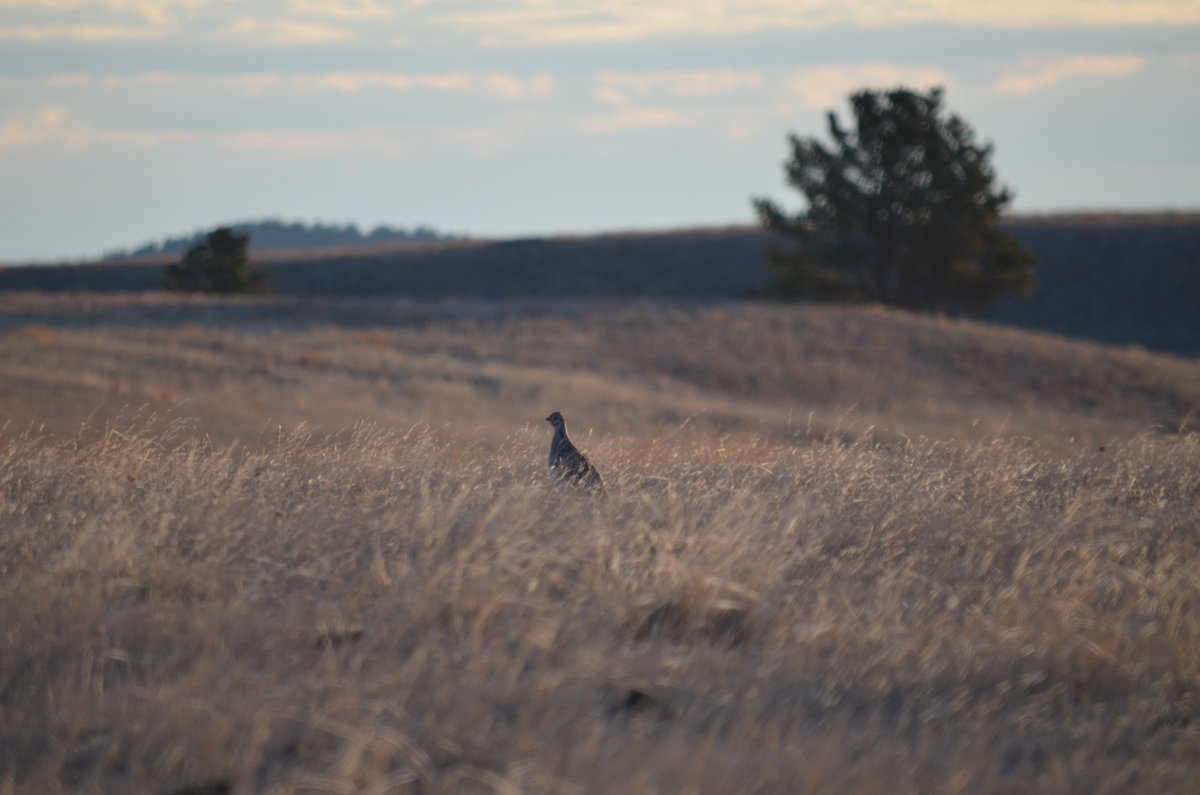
left=545, top=411, right=565, bottom=429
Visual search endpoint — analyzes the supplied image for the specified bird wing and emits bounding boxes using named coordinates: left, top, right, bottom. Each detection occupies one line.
left=548, top=433, right=603, bottom=490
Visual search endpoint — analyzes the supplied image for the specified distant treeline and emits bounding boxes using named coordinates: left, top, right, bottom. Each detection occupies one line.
left=2, top=215, right=1197, bottom=358
left=107, top=219, right=459, bottom=259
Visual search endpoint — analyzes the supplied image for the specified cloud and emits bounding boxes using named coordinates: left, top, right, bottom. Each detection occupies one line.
left=35, top=70, right=555, bottom=101
left=596, top=87, right=629, bottom=107
left=95, top=128, right=200, bottom=147
left=243, top=113, right=540, bottom=158
left=44, top=73, right=94, bottom=87
left=0, top=24, right=167, bottom=41
left=441, top=122, right=534, bottom=156
left=38, top=71, right=258, bottom=91
left=0, top=108, right=206, bottom=150
left=995, top=55, right=1143, bottom=95
left=595, top=69, right=763, bottom=106
left=287, top=0, right=392, bottom=21
left=576, top=107, right=691, bottom=134
left=789, top=64, right=951, bottom=109
left=0, top=1, right=385, bottom=44
left=0, top=104, right=529, bottom=158
left=23, top=71, right=186, bottom=91
left=0, top=111, right=404, bottom=156
left=0, top=0, right=211, bottom=18
left=0, top=0, right=214, bottom=37
left=7, top=0, right=1199, bottom=51
left=404, top=72, right=555, bottom=101
left=208, top=74, right=283, bottom=95
left=300, top=70, right=547, bottom=99
left=224, top=16, right=352, bottom=45
left=441, top=3, right=776, bottom=46
left=438, top=1, right=1200, bottom=46
left=0, top=108, right=68, bottom=150
left=222, top=127, right=403, bottom=157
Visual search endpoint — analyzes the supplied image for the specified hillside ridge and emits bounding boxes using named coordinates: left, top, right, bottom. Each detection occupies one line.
left=2, top=294, right=1197, bottom=448
left=1, top=213, right=1197, bottom=357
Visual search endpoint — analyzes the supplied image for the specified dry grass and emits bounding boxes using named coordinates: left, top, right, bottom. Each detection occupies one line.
left=1, top=294, right=1197, bottom=449
left=2, top=416, right=1198, bottom=794
left=2, top=294, right=1199, bottom=793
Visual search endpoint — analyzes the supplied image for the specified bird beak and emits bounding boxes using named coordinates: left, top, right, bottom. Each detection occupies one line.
left=545, top=415, right=552, bottom=422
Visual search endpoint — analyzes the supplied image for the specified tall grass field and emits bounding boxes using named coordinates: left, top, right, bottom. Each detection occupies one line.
left=2, top=294, right=1198, bottom=793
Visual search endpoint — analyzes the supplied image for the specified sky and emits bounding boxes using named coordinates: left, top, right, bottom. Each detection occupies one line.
left=1, top=1, right=1198, bottom=262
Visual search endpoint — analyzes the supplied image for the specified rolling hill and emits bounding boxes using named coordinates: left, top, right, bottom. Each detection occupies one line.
left=1, top=292, right=1198, bottom=793
left=2, top=213, right=1198, bottom=357
left=1, top=292, right=1197, bottom=449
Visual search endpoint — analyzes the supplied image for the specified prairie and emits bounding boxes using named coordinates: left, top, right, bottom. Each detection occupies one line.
left=1, top=292, right=1199, bottom=793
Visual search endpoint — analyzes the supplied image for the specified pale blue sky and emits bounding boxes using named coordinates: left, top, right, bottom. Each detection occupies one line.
left=2, top=1, right=1198, bottom=262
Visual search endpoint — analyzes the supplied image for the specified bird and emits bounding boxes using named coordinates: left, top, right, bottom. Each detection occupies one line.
left=545, top=411, right=604, bottom=490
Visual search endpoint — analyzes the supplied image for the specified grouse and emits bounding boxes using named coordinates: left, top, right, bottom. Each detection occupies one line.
left=545, top=411, right=603, bottom=490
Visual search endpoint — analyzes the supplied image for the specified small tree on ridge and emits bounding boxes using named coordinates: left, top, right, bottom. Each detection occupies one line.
left=753, top=86, right=1036, bottom=313
left=161, top=227, right=270, bottom=294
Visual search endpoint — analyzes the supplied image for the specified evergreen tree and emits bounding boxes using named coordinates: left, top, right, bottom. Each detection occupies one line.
left=160, top=227, right=269, bottom=294
left=753, top=87, right=1036, bottom=313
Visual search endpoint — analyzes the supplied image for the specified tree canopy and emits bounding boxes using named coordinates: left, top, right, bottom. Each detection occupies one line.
left=160, top=227, right=270, bottom=294
left=753, top=86, right=1036, bottom=313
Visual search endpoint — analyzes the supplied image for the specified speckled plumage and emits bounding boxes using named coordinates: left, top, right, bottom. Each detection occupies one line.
left=545, top=411, right=603, bottom=490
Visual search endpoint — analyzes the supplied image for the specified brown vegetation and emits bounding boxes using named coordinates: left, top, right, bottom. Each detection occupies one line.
left=1, top=293, right=1197, bottom=448
left=1, top=293, right=1199, bottom=793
